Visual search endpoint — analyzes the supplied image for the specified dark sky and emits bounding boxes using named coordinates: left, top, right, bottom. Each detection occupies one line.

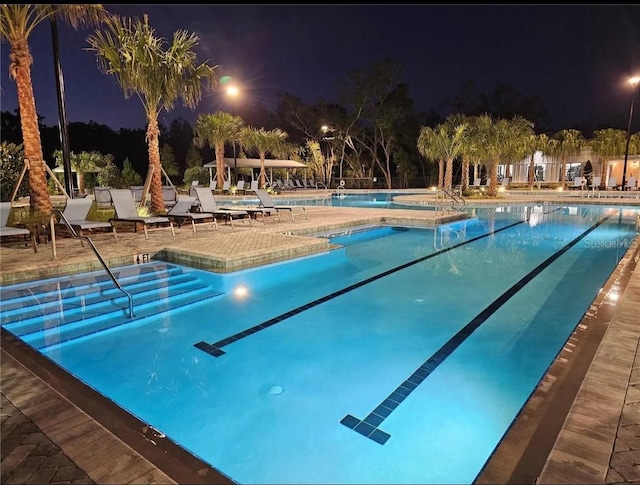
left=2, top=4, right=639, bottom=132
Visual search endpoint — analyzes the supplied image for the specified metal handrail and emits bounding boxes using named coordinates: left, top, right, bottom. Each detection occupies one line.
left=50, top=210, right=135, bottom=318
left=436, top=187, right=467, bottom=211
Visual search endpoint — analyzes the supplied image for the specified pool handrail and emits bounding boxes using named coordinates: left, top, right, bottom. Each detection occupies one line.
left=49, top=210, right=135, bottom=318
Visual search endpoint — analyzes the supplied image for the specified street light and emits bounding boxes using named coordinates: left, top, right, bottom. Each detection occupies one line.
left=226, top=85, right=240, bottom=184
left=622, top=75, right=640, bottom=191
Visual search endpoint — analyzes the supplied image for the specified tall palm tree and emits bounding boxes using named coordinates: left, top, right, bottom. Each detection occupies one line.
left=590, top=128, right=627, bottom=187
left=193, top=112, right=243, bottom=189
left=525, top=133, right=550, bottom=188
left=0, top=4, right=105, bottom=215
left=240, top=127, right=288, bottom=189
left=87, top=14, right=217, bottom=213
left=550, top=129, right=586, bottom=187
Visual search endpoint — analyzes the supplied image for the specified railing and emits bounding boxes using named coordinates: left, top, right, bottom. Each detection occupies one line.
left=435, top=187, right=466, bottom=212
left=50, top=210, right=135, bottom=318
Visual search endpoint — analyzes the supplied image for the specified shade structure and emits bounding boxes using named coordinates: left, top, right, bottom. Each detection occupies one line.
left=204, top=158, right=307, bottom=186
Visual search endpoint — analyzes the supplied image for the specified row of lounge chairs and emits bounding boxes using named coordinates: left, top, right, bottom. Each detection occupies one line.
left=1, top=187, right=308, bottom=251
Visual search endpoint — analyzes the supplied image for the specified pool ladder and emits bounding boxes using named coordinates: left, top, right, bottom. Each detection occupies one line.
left=49, top=210, right=135, bottom=318
left=436, top=188, right=467, bottom=212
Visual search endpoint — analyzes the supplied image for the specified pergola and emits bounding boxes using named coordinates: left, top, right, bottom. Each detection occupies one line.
left=203, top=158, right=307, bottom=185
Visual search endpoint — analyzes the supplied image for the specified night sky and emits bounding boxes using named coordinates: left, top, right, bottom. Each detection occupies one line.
left=1, top=4, right=639, bottom=132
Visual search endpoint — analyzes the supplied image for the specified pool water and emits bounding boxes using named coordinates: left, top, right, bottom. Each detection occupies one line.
left=1, top=204, right=638, bottom=484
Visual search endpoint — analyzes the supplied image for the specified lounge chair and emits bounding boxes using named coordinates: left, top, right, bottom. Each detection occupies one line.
left=624, top=177, right=637, bottom=191
left=109, top=189, right=175, bottom=239
left=193, top=187, right=252, bottom=227
left=162, top=186, right=178, bottom=209
left=590, top=176, right=602, bottom=198
left=606, top=177, right=618, bottom=190
left=167, top=196, right=218, bottom=233
left=470, top=177, right=481, bottom=189
left=250, top=180, right=259, bottom=191
left=56, top=198, right=117, bottom=242
left=0, top=202, right=37, bottom=252
left=569, top=176, right=585, bottom=190
left=254, top=189, right=307, bottom=221
left=93, top=186, right=113, bottom=209
left=221, top=180, right=231, bottom=194
left=236, top=180, right=245, bottom=194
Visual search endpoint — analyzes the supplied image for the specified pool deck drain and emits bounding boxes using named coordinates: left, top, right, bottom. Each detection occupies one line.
left=1, top=193, right=640, bottom=484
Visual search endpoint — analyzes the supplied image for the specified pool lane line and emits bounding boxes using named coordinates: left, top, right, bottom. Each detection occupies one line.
left=340, top=214, right=612, bottom=445
left=194, top=218, right=531, bottom=358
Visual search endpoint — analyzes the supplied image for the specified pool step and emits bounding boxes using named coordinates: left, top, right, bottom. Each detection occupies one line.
left=0, top=263, right=184, bottom=311
left=0, top=261, right=224, bottom=351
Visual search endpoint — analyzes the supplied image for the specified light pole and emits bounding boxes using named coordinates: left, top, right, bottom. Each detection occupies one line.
left=622, top=76, right=640, bottom=191
left=226, top=85, right=240, bottom=184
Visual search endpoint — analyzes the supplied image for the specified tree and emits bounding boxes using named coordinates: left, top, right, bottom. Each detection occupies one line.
left=53, top=149, right=106, bottom=194
left=192, top=112, right=243, bottom=189
left=159, top=144, right=180, bottom=183
left=87, top=13, right=217, bottom=213
left=240, top=127, right=288, bottom=188
left=0, top=4, right=106, bottom=214
left=122, top=159, right=143, bottom=186
left=550, top=129, right=586, bottom=186
left=0, top=141, right=28, bottom=202
left=416, top=126, right=443, bottom=188
left=590, top=129, right=627, bottom=187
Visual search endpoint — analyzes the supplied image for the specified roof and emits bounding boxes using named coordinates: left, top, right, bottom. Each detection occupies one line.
left=203, top=158, right=307, bottom=169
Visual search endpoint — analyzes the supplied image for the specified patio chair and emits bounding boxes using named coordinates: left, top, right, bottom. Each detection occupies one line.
left=250, top=180, right=259, bottom=191
left=254, top=189, right=307, bottom=222
left=93, top=186, right=113, bottom=209
left=55, top=197, right=117, bottom=243
left=0, top=202, right=37, bottom=252
left=109, top=189, right=175, bottom=239
left=568, top=176, right=584, bottom=190
left=162, top=186, right=178, bottom=210
left=606, top=177, right=618, bottom=190
left=624, top=176, right=637, bottom=191
left=590, top=176, right=602, bottom=198
left=167, top=196, right=218, bottom=233
left=221, top=180, right=231, bottom=194
left=236, top=180, right=245, bottom=194
left=470, top=177, right=481, bottom=189
left=129, top=185, right=145, bottom=204
left=193, top=187, right=252, bottom=228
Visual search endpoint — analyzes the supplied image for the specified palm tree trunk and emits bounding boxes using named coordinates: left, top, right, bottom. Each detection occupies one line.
left=444, top=158, right=453, bottom=190
left=215, top=144, right=225, bottom=189
left=259, top=155, right=266, bottom=188
left=461, top=157, right=470, bottom=192
left=528, top=154, right=535, bottom=188
left=489, top=163, right=499, bottom=197
left=12, top=40, right=52, bottom=215
left=438, top=159, right=444, bottom=188
left=560, top=156, right=567, bottom=186
left=146, top=117, right=165, bottom=213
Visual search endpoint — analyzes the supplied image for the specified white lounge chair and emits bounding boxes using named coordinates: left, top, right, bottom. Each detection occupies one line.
left=590, top=176, right=602, bottom=198
left=167, top=196, right=218, bottom=233
left=624, top=176, right=637, bottom=191
left=109, top=189, right=175, bottom=239
left=606, top=177, right=618, bottom=190
left=470, top=177, right=481, bottom=189
left=0, top=202, right=37, bottom=252
left=93, top=186, right=113, bottom=209
left=56, top=198, right=116, bottom=242
left=236, top=180, right=245, bottom=194
left=250, top=180, right=259, bottom=191
left=193, top=187, right=252, bottom=227
left=569, top=176, right=585, bottom=190
left=254, top=189, right=307, bottom=221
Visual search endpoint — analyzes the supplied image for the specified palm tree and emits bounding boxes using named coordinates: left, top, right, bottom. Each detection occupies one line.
left=86, top=14, right=217, bottom=213
left=590, top=128, right=627, bottom=187
left=525, top=133, right=550, bottom=189
left=0, top=4, right=105, bottom=215
left=240, top=128, right=288, bottom=189
left=550, top=129, right=586, bottom=187
left=193, top=112, right=243, bottom=189
left=53, top=150, right=105, bottom=194
left=416, top=126, right=441, bottom=188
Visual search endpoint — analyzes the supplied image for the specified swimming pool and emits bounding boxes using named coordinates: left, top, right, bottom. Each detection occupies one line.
left=1, top=204, right=639, bottom=484
left=233, top=191, right=435, bottom=209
